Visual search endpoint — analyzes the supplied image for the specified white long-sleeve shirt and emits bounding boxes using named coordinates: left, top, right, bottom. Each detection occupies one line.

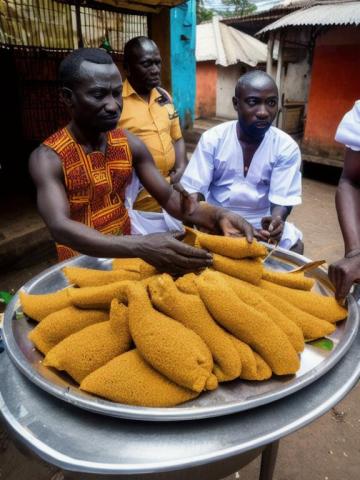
left=335, top=100, right=360, bottom=151
left=181, top=121, right=302, bottom=249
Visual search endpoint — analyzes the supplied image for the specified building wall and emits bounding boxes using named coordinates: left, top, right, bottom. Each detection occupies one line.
left=282, top=28, right=312, bottom=104
left=284, top=54, right=311, bottom=103
left=196, top=61, right=217, bottom=118
left=170, top=0, right=196, bottom=128
left=216, top=64, right=246, bottom=119
left=303, top=27, right=360, bottom=160
left=150, top=8, right=171, bottom=92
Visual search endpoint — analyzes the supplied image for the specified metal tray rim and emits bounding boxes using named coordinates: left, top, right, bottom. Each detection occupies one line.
left=3, top=249, right=359, bottom=422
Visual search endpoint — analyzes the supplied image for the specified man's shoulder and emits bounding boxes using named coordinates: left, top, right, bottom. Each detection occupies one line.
left=268, top=126, right=300, bottom=152
left=270, top=126, right=296, bottom=144
left=155, top=86, right=173, bottom=104
left=43, top=127, right=69, bottom=148
left=108, top=127, right=129, bottom=145
left=201, top=121, right=236, bottom=142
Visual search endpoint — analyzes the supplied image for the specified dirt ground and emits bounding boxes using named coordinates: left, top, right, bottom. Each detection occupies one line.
left=0, top=168, right=359, bottom=480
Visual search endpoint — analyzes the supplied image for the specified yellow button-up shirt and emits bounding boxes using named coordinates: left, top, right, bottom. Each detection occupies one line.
left=119, top=79, right=182, bottom=212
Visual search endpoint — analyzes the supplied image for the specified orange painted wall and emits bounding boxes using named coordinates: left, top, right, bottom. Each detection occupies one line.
left=303, top=27, right=360, bottom=157
left=196, top=61, right=217, bottom=118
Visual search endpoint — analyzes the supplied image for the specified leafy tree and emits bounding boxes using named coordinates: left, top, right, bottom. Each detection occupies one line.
left=196, top=0, right=214, bottom=24
left=222, top=0, right=257, bottom=17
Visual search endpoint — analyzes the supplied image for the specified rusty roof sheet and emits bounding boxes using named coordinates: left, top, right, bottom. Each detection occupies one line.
left=196, top=17, right=267, bottom=67
left=258, top=1, right=360, bottom=33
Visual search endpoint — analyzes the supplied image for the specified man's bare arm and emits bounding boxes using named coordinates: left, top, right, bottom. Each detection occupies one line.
left=170, top=138, right=188, bottom=184
left=127, top=131, right=254, bottom=240
left=329, top=149, right=360, bottom=299
left=28, top=145, right=212, bottom=273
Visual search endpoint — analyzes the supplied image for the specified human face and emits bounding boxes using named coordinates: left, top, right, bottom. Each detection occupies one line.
left=126, top=42, right=162, bottom=94
left=67, top=61, right=123, bottom=133
left=233, top=80, right=278, bottom=141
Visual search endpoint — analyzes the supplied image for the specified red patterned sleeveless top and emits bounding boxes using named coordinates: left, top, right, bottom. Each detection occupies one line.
left=43, top=127, right=132, bottom=262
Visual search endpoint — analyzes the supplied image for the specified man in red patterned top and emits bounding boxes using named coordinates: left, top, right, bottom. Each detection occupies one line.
left=29, top=48, right=254, bottom=274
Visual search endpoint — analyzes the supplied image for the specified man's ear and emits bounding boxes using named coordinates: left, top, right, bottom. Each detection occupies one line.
left=232, top=96, right=238, bottom=112
left=123, top=62, right=130, bottom=78
left=60, top=87, right=73, bottom=107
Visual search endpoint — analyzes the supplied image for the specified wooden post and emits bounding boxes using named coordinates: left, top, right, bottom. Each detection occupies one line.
left=266, top=31, right=274, bottom=75
left=149, top=8, right=171, bottom=92
left=75, top=0, right=84, bottom=48
left=275, top=31, right=283, bottom=128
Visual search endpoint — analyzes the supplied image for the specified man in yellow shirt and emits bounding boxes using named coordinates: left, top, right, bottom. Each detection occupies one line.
left=119, top=36, right=188, bottom=232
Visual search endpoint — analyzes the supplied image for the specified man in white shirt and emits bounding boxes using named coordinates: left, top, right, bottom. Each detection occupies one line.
left=181, top=70, right=303, bottom=252
left=329, top=101, right=360, bottom=299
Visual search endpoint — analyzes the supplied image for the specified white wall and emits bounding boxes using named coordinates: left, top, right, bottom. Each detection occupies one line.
left=284, top=55, right=311, bottom=103
left=216, top=64, right=246, bottom=119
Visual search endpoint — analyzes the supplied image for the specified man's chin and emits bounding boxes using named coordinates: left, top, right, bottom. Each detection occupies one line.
left=148, top=79, right=161, bottom=90
left=98, top=120, right=119, bottom=132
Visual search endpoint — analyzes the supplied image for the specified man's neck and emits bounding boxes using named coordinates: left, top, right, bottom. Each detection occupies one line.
left=68, top=121, right=107, bottom=153
left=128, top=79, right=152, bottom=103
left=236, top=121, right=263, bottom=146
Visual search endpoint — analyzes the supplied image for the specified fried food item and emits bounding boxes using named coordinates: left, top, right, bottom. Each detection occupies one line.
left=219, top=272, right=304, bottom=353
left=19, top=289, right=71, bottom=322
left=195, top=229, right=267, bottom=259
left=262, top=269, right=315, bottom=291
left=228, top=335, right=272, bottom=381
left=148, top=274, right=241, bottom=382
left=175, top=273, right=199, bottom=295
left=80, top=350, right=199, bottom=407
left=212, top=255, right=263, bottom=285
left=140, top=274, right=161, bottom=288
left=126, top=282, right=217, bottom=392
left=112, top=258, right=148, bottom=272
left=63, top=266, right=139, bottom=287
left=196, top=271, right=300, bottom=375
left=253, top=286, right=336, bottom=341
left=112, top=258, right=157, bottom=278
left=139, top=263, right=158, bottom=279
left=260, top=280, right=347, bottom=323
left=28, top=306, right=108, bottom=355
left=44, top=302, right=131, bottom=383
left=67, top=281, right=127, bottom=309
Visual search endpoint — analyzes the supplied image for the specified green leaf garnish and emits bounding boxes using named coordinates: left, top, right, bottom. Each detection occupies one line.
left=309, top=338, right=334, bottom=351
left=0, top=291, right=13, bottom=305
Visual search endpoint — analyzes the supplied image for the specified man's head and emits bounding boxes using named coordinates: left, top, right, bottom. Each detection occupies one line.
left=123, top=36, right=161, bottom=94
left=59, top=48, right=122, bottom=132
left=233, top=70, right=278, bottom=141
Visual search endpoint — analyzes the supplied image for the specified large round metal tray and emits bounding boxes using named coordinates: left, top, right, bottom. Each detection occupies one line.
left=3, top=248, right=359, bottom=422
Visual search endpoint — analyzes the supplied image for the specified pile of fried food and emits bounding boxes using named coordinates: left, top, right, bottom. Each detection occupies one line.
left=19, top=229, right=347, bottom=408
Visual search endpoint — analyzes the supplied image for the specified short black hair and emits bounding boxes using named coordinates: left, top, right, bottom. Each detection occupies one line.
left=59, top=48, right=114, bottom=88
left=235, top=70, right=277, bottom=97
left=123, top=36, right=157, bottom=68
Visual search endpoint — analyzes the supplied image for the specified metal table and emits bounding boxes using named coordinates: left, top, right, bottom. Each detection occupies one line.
left=1, top=323, right=360, bottom=480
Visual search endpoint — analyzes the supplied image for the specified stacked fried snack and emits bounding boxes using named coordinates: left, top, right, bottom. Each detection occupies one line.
left=20, top=230, right=348, bottom=407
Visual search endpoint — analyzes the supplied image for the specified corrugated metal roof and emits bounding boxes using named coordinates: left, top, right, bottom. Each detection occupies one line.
left=258, top=1, right=360, bottom=33
left=222, top=0, right=313, bottom=25
left=196, top=17, right=267, bottom=67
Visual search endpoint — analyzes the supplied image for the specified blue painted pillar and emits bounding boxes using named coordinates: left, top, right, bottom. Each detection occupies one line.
left=170, top=0, right=196, bottom=129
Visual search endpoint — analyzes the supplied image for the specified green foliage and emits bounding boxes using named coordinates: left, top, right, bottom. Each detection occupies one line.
left=196, top=0, right=214, bottom=24
left=222, top=0, right=257, bottom=17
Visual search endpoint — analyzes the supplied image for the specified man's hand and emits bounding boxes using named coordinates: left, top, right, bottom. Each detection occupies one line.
left=216, top=210, right=254, bottom=241
left=136, top=231, right=213, bottom=275
left=172, top=184, right=254, bottom=241
left=172, top=182, right=198, bottom=216
left=328, top=254, right=360, bottom=300
left=170, top=167, right=185, bottom=184
left=257, top=215, right=284, bottom=244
